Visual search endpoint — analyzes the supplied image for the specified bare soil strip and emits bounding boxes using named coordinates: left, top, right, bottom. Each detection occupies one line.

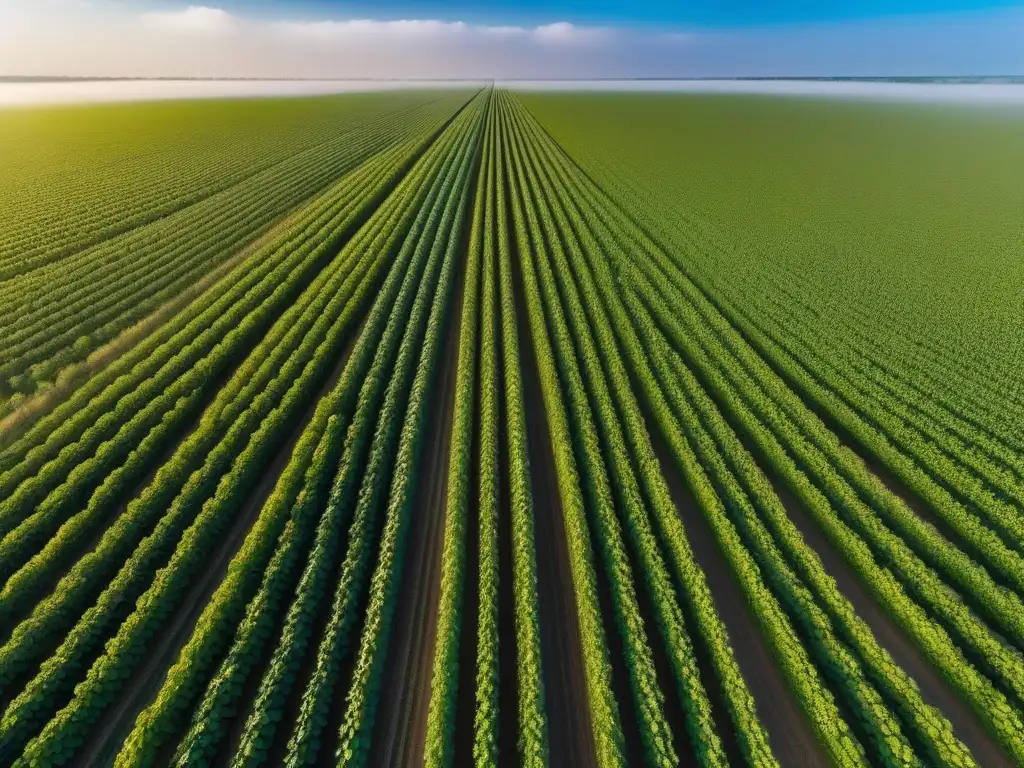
left=368, top=234, right=466, bottom=767
left=76, top=323, right=358, bottom=768
left=770, top=475, right=1014, bottom=768
left=625, top=530, right=700, bottom=767
left=626, top=423, right=744, bottom=767
left=647, top=427, right=831, bottom=768
left=513, top=259, right=598, bottom=768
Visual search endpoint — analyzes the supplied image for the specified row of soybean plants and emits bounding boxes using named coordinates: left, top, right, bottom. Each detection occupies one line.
left=535, top=117, right=1024, bottom=636
left=519, top=101, right=1024, bottom=463
left=501, top=94, right=738, bottom=766
left=0, top=100, right=478, bottom=766
left=640, top=212, right=1024, bottom=591
left=0, top=94, right=452, bottom=320
left=423, top=95, right=549, bottom=768
left=713, top=264, right=1024, bottom=589
left=507, top=93, right=1024, bottom=764
left=730, top=263, right=1024, bottom=513
left=113, top=91, right=488, bottom=768
left=554, top=111, right=1024, bottom=649
left=502, top=90, right=645, bottom=768
left=566, top=117, right=1024, bottom=740
left=506, top=93, right=982, bottom=768
left=0, top=92, right=442, bottom=280
left=528, top=93, right=974, bottom=765
left=724, top=235, right=1024, bottom=478
left=0, top=98, right=407, bottom=390
left=714, top=229, right=1024, bottom=460
left=0, top=96, right=471, bottom=397
left=0, top=99, right=318, bottom=272
left=539, top=116, right=1024, bottom=560
left=504, top=91, right=787, bottom=768
left=720, top=266, right=1024, bottom=558
left=0, top=95, right=430, bottom=311
left=754, top=227, right=1024, bottom=462
left=0, top=129, right=434, bottom=621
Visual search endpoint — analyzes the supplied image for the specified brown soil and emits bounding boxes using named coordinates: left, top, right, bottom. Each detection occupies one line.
left=624, top=529, right=701, bottom=768
left=513, top=257, right=599, bottom=768
left=770, top=475, right=1015, bottom=768
left=647, top=427, right=831, bottom=768
left=368, top=226, right=466, bottom=767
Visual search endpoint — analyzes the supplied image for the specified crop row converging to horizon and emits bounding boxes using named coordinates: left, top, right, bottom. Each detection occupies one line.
left=0, top=85, right=1022, bottom=767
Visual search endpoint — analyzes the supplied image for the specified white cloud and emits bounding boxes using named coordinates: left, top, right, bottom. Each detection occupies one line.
left=274, top=18, right=607, bottom=45
left=276, top=19, right=472, bottom=41
left=142, top=5, right=237, bottom=34
left=0, top=2, right=628, bottom=77
left=533, top=22, right=613, bottom=44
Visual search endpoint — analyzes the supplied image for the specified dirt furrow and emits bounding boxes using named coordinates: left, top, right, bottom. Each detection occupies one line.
left=513, top=255, right=598, bottom=768
left=647, top=426, right=830, bottom=768
left=368, top=230, right=466, bottom=766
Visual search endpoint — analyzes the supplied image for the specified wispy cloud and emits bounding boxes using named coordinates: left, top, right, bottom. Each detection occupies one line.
left=533, top=22, right=615, bottom=44
left=275, top=18, right=472, bottom=41
left=142, top=6, right=238, bottom=33
left=273, top=17, right=613, bottom=45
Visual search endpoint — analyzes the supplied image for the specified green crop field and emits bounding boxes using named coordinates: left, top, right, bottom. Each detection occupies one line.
left=0, top=86, right=1022, bottom=768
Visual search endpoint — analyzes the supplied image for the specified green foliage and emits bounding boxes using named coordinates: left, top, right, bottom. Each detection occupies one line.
left=113, top=112, right=477, bottom=768
left=5, top=86, right=1024, bottom=768
left=0, top=93, right=477, bottom=767
left=422, top=92, right=490, bottom=768
left=0, top=94, right=467, bottom=395
left=500, top=93, right=632, bottom=768
left=493, top=99, right=549, bottom=768
left=520, top=88, right=1024, bottom=765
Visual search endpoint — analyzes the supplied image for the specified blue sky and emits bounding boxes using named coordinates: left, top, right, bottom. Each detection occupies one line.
left=1, top=0, right=1022, bottom=78
left=231, top=0, right=1024, bottom=26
